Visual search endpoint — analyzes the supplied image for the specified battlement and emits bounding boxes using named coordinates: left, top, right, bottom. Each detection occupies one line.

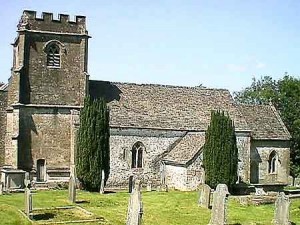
left=18, top=10, right=88, bottom=35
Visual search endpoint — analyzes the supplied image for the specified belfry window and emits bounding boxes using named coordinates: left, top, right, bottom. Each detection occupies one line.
left=46, top=43, right=60, bottom=67
left=268, top=151, right=278, bottom=174
left=131, top=142, right=145, bottom=168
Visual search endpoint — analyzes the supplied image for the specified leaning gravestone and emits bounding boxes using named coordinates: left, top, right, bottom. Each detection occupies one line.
left=100, top=170, right=105, bottom=194
left=273, top=192, right=291, bottom=225
left=68, top=165, right=76, bottom=203
left=209, top=184, right=230, bottom=225
left=126, top=179, right=143, bottom=225
left=198, top=184, right=211, bottom=209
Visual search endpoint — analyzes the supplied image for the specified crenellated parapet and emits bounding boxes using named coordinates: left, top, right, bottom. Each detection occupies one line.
left=17, top=10, right=87, bottom=35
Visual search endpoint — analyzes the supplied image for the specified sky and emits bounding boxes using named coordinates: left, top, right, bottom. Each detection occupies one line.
left=0, top=0, right=300, bottom=93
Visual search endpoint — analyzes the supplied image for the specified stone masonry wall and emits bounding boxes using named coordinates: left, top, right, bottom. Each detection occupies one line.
left=250, top=140, right=290, bottom=184
left=236, top=134, right=251, bottom=183
left=0, top=91, right=7, bottom=166
left=18, top=106, right=73, bottom=171
left=107, top=128, right=184, bottom=188
left=25, top=33, right=87, bottom=106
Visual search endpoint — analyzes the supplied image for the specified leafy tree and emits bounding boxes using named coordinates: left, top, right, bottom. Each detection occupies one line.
left=76, top=96, right=110, bottom=191
left=234, top=74, right=300, bottom=177
left=203, top=110, right=238, bottom=189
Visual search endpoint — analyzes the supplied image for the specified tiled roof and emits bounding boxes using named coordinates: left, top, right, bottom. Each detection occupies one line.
left=163, top=132, right=205, bottom=165
left=89, top=80, right=249, bottom=131
left=238, top=104, right=291, bottom=140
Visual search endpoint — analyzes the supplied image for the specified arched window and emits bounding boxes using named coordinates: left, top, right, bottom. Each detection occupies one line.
left=46, top=42, right=60, bottom=67
left=268, top=151, right=278, bottom=174
left=131, top=142, right=145, bottom=168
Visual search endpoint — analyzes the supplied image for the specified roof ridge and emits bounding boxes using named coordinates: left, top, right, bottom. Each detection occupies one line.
left=89, top=79, right=229, bottom=91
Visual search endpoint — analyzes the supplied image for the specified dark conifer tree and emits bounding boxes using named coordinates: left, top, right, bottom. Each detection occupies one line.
left=76, top=96, right=110, bottom=191
left=203, top=110, right=238, bottom=189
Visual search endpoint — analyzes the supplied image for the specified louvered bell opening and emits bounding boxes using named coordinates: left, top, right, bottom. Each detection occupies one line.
left=47, top=44, right=61, bottom=67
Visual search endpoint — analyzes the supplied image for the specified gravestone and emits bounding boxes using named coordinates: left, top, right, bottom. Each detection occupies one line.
left=68, top=165, right=76, bottom=203
left=24, top=187, right=33, bottom=219
left=288, top=176, right=294, bottom=186
left=24, top=174, right=33, bottom=219
left=100, top=170, right=105, bottom=194
left=209, top=184, right=230, bottom=225
left=129, top=175, right=134, bottom=193
left=273, top=192, right=290, bottom=225
left=198, top=184, right=211, bottom=208
left=126, top=179, right=143, bottom=225
left=0, top=182, right=3, bottom=195
left=146, top=181, right=152, bottom=192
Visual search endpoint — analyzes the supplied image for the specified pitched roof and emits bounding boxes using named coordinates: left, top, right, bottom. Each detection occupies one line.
left=238, top=104, right=291, bottom=140
left=163, top=132, right=205, bottom=165
left=89, top=80, right=249, bottom=131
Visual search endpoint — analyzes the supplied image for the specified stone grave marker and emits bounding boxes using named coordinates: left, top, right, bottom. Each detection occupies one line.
left=126, top=179, right=143, bottom=225
left=288, top=176, right=294, bottom=186
left=129, top=175, right=134, bottom=193
left=273, top=192, right=290, bottom=225
left=295, top=177, right=300, bottom=187
left=24, top=174, right=33, bottom=219
left=68, top=165, right=76, bottom=203
left=198, top=184, right=211, bottom=208
left=0, top=182, right=3, bottom=195
left=209, top=184, right=230, bottom=225
left=100, top=170, right=105, bottom=194
left=146, top=181, right=152, bottom=192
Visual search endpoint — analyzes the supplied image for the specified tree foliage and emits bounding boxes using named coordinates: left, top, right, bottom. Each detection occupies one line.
left=234, top=74, right=300, bottom=177
left=203, top=110, right=238, bottom=189
left=76, top=96, right=110, bottom=191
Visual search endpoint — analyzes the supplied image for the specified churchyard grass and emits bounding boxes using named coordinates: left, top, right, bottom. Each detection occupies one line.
left=0, top=190, right=300, bottom=225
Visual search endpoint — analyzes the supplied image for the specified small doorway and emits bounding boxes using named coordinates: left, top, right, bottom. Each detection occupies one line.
left=37, top=159, right=46, bottom=182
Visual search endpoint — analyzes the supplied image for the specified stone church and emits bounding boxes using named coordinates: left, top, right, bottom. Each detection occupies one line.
left=0, top=10, right=291, bottom=191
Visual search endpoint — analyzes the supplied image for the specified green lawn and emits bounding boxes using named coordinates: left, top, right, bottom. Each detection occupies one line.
left=0, top=190, right=299, bottom=225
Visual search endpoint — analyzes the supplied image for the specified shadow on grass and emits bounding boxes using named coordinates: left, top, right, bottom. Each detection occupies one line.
left=33, top=213, right=55, bottom=220
left=104, top=191, right=116, bottom=194
left=76, top=200, right=90, bottom=204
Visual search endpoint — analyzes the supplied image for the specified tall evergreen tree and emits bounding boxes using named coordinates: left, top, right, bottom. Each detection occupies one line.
left=203, top=110, right=238, bottom=189
left=76, top=96, right=110, bottom=191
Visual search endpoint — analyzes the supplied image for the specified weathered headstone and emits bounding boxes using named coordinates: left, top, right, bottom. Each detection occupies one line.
left=24, top=174, right=33, bottom=220
left=24, top=188, right=32, bottom=218
left=198, top=184, right=211, bottom=208
left=209, top=184, right=230, bottom=225
left=0, top=182, right=3, bottom=195
left=288, top=176, right=294, bottom=186
left=146, top=181, right=152, bottom=192
left=68, top=165, right=76, bottom=203
left=273, top=192, right=291, bottom=225
left=126, top=179, right=143, bottom=225
left=100, top=170, right=105, bottom=194
left=24, top=172, right=31, bottom=188
left=129, top=175, right=134, bottom=193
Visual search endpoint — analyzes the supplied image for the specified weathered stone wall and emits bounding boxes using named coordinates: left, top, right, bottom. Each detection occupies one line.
left=25, top=33, right=87, bottom=106
left=186, top=155, right=204, bottom=190
left=165, top=165, right=187, bottom=190
left=165, top=156, right=204, bottom=191
left=107, top=128, right=184, bottom=188
left=250, top=140, right=290, bottom=184
left=0, top=91, right=7, bottom=166
left=18, top=106, right=75, bottom=171
left=236, top=133, right=251, bottom=183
